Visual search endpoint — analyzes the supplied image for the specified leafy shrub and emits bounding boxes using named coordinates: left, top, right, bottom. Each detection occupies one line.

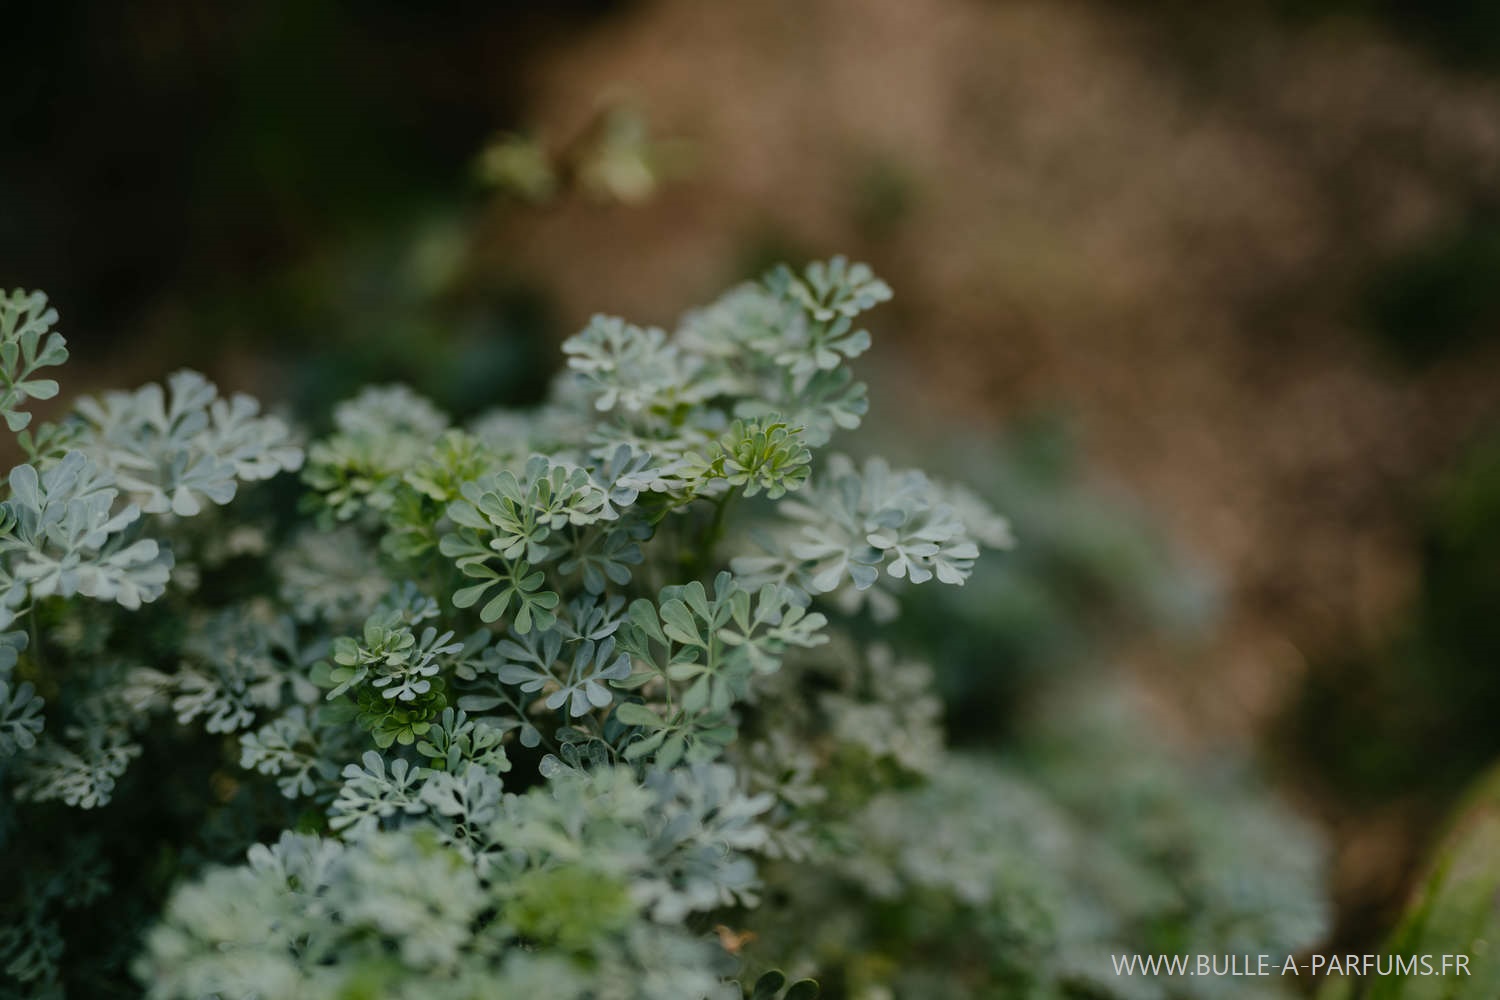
left=0, top=263, right=1326, bottom=999
left=0, top=262, right=980, bottom=997
left=744, top=685, right=1328, bottom=999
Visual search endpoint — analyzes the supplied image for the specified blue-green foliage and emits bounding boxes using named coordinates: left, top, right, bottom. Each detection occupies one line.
left=0, top=261, right=1326, bottom=999
left=739, top=688, right=1329, bottom=999
left=134, top=258, right=994, bottom=997
left=0, top=290, right=68, bottom=434
left=0, top=302, right=304, bottom=808
left=0, top=294, right=306, bottom=995
left=0, top=260, right=1002, bottom=997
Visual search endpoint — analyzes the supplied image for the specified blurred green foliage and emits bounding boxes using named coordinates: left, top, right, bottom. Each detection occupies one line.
left=849, top=156, right=919, bottom=242
left=722, top=411, right=1331, bottom=999
left=743, top=687, right=1327, bottom=1000
left=869, top=414, right=1214, bottom=746
left=1286, top=430, right=1500, bottom=805
left=1320, top=760, right=1500, bottom=1000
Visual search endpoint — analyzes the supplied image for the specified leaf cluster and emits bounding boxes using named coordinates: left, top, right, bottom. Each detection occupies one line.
left=0, top=261, right=1321, bottom=1000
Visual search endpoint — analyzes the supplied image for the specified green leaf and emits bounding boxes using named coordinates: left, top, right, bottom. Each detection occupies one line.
left=627, top=598, right=665, bottom=644
left=659, top=599, right=701, bottom=647
left=622, top=728, right=667, bottom=761
left=613, top=702, right=664, bottom=728
left=656, top=733, right=686, bottom=768
left=682, top=675, right=711, bottom=715
left=445, top=499, right=489, bottom=530
left=452, top=581, right=492, bottom=610
left=17, top=378, right=58, bottom=400
left=1362, top=761, right=1500, bottom=999
left=665, top=662, right=702, bottom=682
left=480, top=587, right=513, bottom=623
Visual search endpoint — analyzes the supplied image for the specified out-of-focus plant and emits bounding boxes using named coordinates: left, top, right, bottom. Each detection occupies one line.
left=740, top=684, right=1328, bottom=999
left=1319, top=755, right=1500, bottom=1000
left=869, top=413, right=1214, bottom=744
left=1287, top=430, right=1500, bottom=806
left=477, top=101, right=695, bottom=206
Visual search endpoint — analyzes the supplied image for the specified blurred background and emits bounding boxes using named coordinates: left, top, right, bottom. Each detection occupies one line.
left=5, top=0, right=1500, bottom=977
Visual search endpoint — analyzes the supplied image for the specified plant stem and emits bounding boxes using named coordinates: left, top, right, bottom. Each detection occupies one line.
left=698, top=489, right=737, bottom=575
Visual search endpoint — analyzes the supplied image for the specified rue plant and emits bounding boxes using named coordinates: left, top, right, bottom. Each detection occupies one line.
left=0, top=262, right=1006, bottom=998
left=0, top=261, right=1333, bottom=1000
